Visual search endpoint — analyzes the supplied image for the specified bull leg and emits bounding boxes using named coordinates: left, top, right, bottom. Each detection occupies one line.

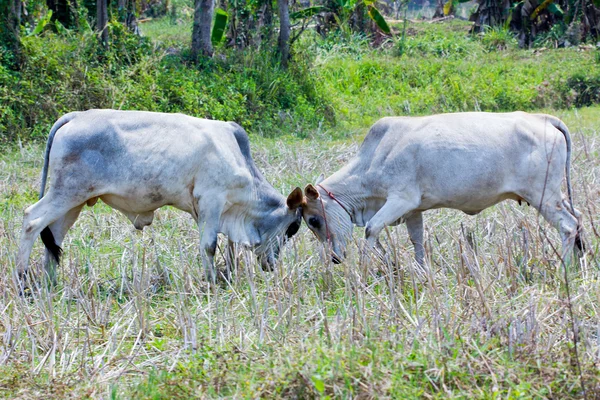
left=224, top=239, right=237, bottom=281
left=196, top=195, right=225, bottom=284
left=365, top=197, right=419, bottom=256
left=405, top=212, right=425, bottom=267
left=16, top=194, right=82, bottom=287
left=562, top=199, right=585, bottom=255
left=43, top=204, right=85, bottom=285
left=536, top=199, right=580, bottom=264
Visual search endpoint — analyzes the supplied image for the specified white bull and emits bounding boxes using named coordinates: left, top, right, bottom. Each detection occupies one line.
left=297, top=112, right=583, bottom=265
left=17, top=109, right=304, bottom=284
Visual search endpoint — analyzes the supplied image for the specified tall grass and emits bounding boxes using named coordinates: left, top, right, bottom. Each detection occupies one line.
left=310, top=20, right=599, bottom=130
left=1, top=108, right=599, bottom=397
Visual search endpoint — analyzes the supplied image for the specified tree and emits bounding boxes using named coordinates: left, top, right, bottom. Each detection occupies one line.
left=0, top=0, right=21, bottom=64
left=46, top=0, right=77, bottom=28
left=278, top=0, right=290, bottom=69
left=432, top=0, right=444, bottom=17
left=97, top=0, right=108, bottom=48
left=191, top=0, right=214, bottom=59
left=470, top=1, right=600, bottom=47
left=469, top=0, right=510, bottom=32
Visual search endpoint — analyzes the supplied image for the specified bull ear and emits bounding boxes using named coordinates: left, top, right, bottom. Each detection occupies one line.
left=286, top=187, right=304, bottom=209
left=305, top=184, right=320, bottom=200
left=315, top=173, right=325, bottom=185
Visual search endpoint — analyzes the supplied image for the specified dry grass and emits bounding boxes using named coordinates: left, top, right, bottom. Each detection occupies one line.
left=1, top=108, right=600, bottom=398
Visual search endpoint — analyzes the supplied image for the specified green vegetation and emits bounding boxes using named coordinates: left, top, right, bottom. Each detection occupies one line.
left=0, top=22, right=332, bottom=142
left=2, top=107, right=600, bottom=398
left=317, top=20, right=599, bottom=129
left=2, top=14, right=600, bottom=399
left=2, top=18, right=600, bottom=143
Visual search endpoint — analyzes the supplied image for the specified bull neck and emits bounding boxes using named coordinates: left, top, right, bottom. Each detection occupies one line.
left=320, top=175, right=365, bottom=222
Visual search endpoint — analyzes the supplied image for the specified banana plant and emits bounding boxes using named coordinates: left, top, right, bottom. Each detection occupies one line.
left=290, top=0, right=391, bottom=35
left=443, top=0, right=471, bottom=16
left=28, top=10, right=53, bottom=36
left=211, top=8, right=228, bottom=45
left=364, top=0, right=390, bottom=34
left=530, top=0, right=563, bottom=20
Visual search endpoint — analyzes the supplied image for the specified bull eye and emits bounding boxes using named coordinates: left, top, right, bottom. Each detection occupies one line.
left=285, top=220, right=300, bottom=239
left=308, top=216, right=321, bottom=230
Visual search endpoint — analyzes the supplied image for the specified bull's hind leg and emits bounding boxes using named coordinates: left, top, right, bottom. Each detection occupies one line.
left=16, top=193, right=84, bottom=285
left=535, top=198, right=580, bottom=264
left=406, top=212, right=425, bottom=267
left=562, top=198, right=585, bottom=256
left=42, top=204, right=85, bottom=285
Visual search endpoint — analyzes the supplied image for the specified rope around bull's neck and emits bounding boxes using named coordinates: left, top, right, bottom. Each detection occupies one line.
left=316, top=184, right=352, bottom=245
left=316, top=184, right=352, bottom=218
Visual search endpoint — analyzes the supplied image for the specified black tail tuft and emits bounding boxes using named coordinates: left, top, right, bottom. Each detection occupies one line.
left=575, top=232, right=586, bottom=254
left=40, top=227, right=62, bottom=264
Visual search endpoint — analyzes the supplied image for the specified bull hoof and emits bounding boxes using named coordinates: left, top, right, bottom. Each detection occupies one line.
left=261, top=263, right=274, bottom=272
left=15, top=269, right=34, bottom=297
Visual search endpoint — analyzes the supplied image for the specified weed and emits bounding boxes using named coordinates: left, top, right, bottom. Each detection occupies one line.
left=480, top=26, right=517, bottom=51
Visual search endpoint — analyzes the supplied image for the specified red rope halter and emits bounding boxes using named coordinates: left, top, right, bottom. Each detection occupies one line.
left=316, top=184, right=352, bottom=244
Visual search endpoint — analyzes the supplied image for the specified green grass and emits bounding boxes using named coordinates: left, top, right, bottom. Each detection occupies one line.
left=3, top=17, right=599, bottom=143
left=1, top=107, right=600, bottom=398
left=311, top=19, right=599, bottom=130
left=2, top=17, right=600, bottom=399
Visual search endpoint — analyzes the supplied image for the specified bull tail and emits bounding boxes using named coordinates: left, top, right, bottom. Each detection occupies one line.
left=547, top=116, right=575, bottom=215
left=547, top=116, right=585, bottom=253
left=39, top=112, right=79, bottom=264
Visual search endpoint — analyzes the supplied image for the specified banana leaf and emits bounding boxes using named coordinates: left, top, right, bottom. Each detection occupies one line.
left=443, top=0, right=453, bottom=16
left=443, top=0, right=470, bottom=17
left=211, top=8, right=228, bottom=45
left=531, top=0, right=555, bottom=20
left=368, top=5, right=390, bottom=34
left=29, top=10, right=52, bottom=36
left=290, top=6, right=325, bottom=20
left=547, top=3, right=563, bottom=17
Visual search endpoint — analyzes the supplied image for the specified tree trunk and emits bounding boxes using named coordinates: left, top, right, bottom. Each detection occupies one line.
left=191, top=0, right=214, bottom=60
left=254, top=0, right=274, bottom=47
left=46, top=0, right=77, bottom=28
left=582, top=0, right=600, bottom=39
left=97, top=0, right=108, bottom=48
left=470, top=0, right=510, bottom=32
left=432, top=0, right=444, bottom=18
left=278, top=0, right=290, bottom=69
left=1, top=0, right=21, bottom=64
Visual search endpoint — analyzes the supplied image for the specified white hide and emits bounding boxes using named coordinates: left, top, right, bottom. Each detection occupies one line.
left=302, top=112, right=582, bottom=265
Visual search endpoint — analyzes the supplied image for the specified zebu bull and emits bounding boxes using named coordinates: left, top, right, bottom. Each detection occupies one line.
left=296, top=112, right=583, bottom=265
left=17, top=109, right=304, bottom=283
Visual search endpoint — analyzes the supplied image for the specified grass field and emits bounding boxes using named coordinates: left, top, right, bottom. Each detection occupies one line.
left=3, top=11, right=600, bottom=398
left=1, top=106, right=600, bottom=398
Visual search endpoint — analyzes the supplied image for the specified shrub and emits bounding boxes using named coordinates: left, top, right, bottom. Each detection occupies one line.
left=479, top=26, right=517, bottom=51
left=0, top=24, right=333, bottom=143
left=564, top=73, right=600, bottom=108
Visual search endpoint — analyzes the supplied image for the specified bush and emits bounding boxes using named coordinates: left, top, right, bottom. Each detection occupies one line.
left=312, top=20, right=598, bottom=129
left=564, top=73, right=600, bottom=108
left=0, top=24, right=333, bottom=143
left=479, top=26, right=517, bottom=51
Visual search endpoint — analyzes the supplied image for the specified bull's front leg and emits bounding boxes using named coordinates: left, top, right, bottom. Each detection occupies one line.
left=196, top=195, right=226, bottom=284
left=364, top=196, right=419, bottom=262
